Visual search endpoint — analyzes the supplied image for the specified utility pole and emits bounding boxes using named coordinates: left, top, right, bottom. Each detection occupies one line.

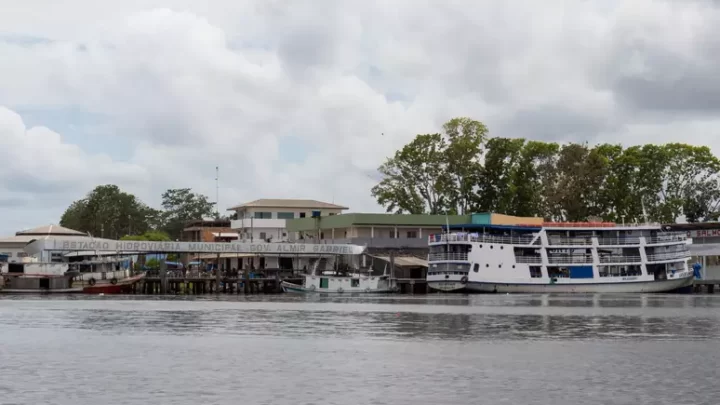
left=215, top=166, right=220, bottom=218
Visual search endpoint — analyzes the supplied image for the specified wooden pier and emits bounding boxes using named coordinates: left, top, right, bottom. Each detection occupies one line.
left=693, top=280, right=720, bottom=293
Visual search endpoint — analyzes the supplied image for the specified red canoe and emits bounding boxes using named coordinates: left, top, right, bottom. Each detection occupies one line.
left=82, top=273, right=146, bottom=294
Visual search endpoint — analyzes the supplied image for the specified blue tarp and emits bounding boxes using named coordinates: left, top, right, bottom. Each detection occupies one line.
left=569, top=266, right=594, bottom=279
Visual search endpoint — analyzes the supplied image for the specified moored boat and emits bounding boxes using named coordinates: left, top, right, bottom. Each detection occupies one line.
left=281, top=272, right=394, bottom=294
left=81, top=272, right=146, bottom=294
left=428, top=218, right=694, bottom=294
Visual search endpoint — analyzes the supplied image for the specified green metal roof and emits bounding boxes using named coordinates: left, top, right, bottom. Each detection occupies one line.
left=286, top=213, right=471, bottom=232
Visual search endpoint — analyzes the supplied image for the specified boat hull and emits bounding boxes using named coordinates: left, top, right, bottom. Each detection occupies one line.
left=465, top=275, right=694, bottom=294
left=428, top=281, right=467, bottom=292
left=82, top=273, right=145, bottom=294
left=281, top=281, right=394, bottom=294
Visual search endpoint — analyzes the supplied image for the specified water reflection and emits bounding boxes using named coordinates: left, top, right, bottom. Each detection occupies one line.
left=2, top=294, right=720, bottom=341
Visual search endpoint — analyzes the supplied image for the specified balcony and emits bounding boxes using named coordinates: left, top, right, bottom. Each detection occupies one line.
left=646, top=251, right=690, bottom=262
left=428, top=252, right=469, bottom=262
left=597, top=237, right=641, bottom=246
left=429, top=233, right=535, bottom=245
left=231, top=218, right=286, bottom=230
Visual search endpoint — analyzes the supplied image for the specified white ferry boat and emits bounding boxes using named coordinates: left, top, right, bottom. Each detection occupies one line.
left=427, top=221, right=693, bottom=293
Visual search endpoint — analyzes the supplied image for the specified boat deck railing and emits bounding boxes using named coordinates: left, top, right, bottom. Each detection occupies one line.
left=428, top=252, right=469, bottom=262
left=599, top=255, right=643, bottom=264
left=646, top=251, right=690, bottom=262
left=429, top=233, right=535, bottom=245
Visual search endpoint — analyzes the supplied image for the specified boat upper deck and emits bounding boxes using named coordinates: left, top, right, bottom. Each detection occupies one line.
left=430, top=221, right=689, bottom=247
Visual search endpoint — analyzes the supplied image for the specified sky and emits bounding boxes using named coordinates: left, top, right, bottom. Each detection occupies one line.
left=1, top=0, right=719, bottom=235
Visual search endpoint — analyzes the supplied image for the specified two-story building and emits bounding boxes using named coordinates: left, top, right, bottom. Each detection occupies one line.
left=228, top=199, right=348, bottom=242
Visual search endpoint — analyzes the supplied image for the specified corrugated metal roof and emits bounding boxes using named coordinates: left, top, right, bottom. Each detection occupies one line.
left=286, top=213, right=471, bottom=232
left=16, top=224, right=85, bottom=236
left=228, top=199, right=348, bottom=211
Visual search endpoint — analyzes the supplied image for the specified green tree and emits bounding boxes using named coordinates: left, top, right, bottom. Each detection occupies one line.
left=473, top=137, right=525, bottom=213
left=160, top=188, right=215, bottom=239
left=60, top=185, right=157, bottom=239
left=509, top=140, right=559, bottom=217
left=120, top=230, right=171, bottom=241
left=371, top=133, right=449, bottom=214
left=443, top=117, right=487, bottom=214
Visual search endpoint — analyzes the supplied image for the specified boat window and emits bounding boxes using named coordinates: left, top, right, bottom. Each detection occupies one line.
left=473, top=263, right=479, bottom=273
left=351, top=279, right=359, bottom=287
left=529, top=267, right=542, bottom=278
left=320, top=278, right=329, bottom=288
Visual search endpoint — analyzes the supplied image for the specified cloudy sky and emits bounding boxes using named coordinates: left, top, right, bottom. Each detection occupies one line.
left=0, top=0, right=718, bottom=235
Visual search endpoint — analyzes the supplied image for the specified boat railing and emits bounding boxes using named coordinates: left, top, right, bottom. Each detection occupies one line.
left=428, top=252, right=469, bottom=262
left=646, top=251, right=690, bottom=262
left=599, top=255, right=642, bottom=263
left=429, top=233, right=534, bottom=245
left=547, top=256, right=594, bottom=264
left=515, top=256, right=542, bottom=264
left=597, top=237, right=641, bottom=245
left=647, top=233, right=688, bottom=244
left=547, top=237, right=593, bottom=246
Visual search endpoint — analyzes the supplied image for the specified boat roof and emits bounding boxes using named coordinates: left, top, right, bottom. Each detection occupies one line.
left=444, top=222, right=664, bottom=232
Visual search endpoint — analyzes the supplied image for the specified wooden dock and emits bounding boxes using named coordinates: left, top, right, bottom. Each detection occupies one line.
left=132, top=271, right=429, bottom=295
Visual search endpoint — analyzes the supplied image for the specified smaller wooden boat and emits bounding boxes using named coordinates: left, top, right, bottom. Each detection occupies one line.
left=82, top=273, right=145, bottom=294
left=281, top=267, right=395, bottom=294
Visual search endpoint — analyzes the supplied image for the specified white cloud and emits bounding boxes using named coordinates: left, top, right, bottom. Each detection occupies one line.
left=1, top=0, right=720, bottom=235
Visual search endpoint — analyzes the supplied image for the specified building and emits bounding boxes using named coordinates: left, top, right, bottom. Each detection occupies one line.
left=181, top=219, right=238, bottom=242
left=664, top=222, right=720, bottom=280
left=228, top=199, right=348, bottom=242
left=285, top=212, right=544, bottom=247
left=0, top=224, right=86, bottom=263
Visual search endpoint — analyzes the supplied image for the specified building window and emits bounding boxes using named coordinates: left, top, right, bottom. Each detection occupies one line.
left=406, top=231, right=418, bottom=239
left=277, top=212, right=295, bottom=219
left=329, top=213, right=336, bottom=216
left=299, top=212, right=306, bottom=218
left=259, top=232, right=267, bottom=240
left=254, top=212, right=272, bottom=219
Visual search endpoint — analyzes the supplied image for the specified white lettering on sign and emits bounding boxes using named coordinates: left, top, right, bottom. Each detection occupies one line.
left=622, top=276, right=638, bottom=281
left=35, top=239, right=364, bottom=255
left=688, top=229, right=720, bottom=238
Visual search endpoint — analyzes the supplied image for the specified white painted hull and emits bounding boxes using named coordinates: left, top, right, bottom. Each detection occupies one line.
left=281, top=281, right=393, bottom=294
left=465, top=275, right=694, bottom=294
left=428, top=281, right=467, bottom=292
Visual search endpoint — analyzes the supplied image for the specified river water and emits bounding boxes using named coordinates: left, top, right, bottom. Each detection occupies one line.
left=1, top=294, right=719, bottom=405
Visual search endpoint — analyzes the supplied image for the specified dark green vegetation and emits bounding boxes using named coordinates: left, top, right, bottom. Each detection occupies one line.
left=60, top=185, right=216, bottom=240
left=372, top=117, right=720, bottom=223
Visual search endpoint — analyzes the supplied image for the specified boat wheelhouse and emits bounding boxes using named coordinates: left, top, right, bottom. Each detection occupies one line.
left=427, top=221, right=693, bottom=293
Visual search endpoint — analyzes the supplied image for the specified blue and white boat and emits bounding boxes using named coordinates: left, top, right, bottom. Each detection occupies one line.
left=427, top=220, right=693, bottom=293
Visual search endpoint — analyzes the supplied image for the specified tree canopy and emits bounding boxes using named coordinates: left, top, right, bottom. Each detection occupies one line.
left=372, top=118, right=720, bottom=223
left=60, top=186, right=215, bottom=239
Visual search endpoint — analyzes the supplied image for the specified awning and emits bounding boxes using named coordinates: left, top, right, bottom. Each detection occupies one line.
left=369, top=255, right=428, bottom=268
